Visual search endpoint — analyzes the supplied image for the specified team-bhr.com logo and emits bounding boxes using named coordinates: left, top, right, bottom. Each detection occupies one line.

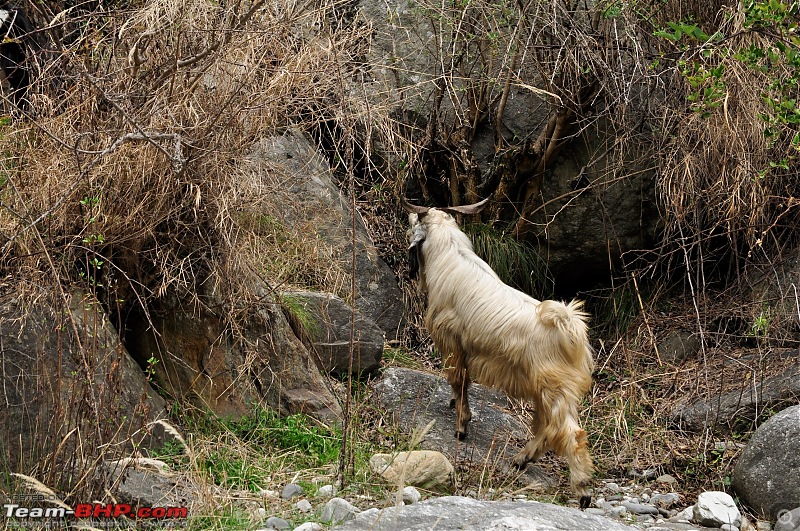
left=5, top=502, right=188, bottom=520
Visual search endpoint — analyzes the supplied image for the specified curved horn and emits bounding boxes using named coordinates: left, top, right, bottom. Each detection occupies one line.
left=401, top=196, right=431, bottom=215
left=441, top=197, right=490, bottom=216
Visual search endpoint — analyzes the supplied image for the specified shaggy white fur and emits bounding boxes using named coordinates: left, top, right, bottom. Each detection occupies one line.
left=405, top=205, right=595, bottom=508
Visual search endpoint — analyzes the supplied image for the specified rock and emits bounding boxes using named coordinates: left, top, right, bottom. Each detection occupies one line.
left=672, top=349, right=800, bottom=432
left=651, top=493, right=681, bottom=509
left=775, top=507, right=800, bottom=531
left=295, top=523, right=325, bottom=531
left=372, top=367, right=553, bottom=488
left=402, top=486, right=421, bottom=505
left=281, top=483, right=304, bottom=500
left=106, top=463, right=201, bottom=510
left=609, top=506, right=628, bottom=519
left=0, top=291, right=167, bottom=477
left=657, top=474, right=678, bottom=486
left=244, top=131, right=405, bottom=339
left=331, top=496, right=636, bottom=530
left=296, top=499, right=313, bottom=513
left=733, top=405, right=800, bottom=520
left=693, top=491, right=742, bottom=528
left=369, top=451, right=455, bottom=493
left=721, top=525, right=740, bottom=531
left=622, top=502, right=660, bottom=515
left=125, top=284, right=341, bottom=422
left=281, top=291, right=383, bottom=376
left=265, top=516, right=291, bottom=529
left=316, top=484, right=337, bottom=498
left=358, top=0, right=659, bottom=291
left=657, top=331, right=701, bottom=364
left=670, top=506, right=695, bottom=523
left=320, top=497, right=360, bottom=525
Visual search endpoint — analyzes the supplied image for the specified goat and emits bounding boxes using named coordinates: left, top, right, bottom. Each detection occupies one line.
left=402, top=197, right=595, bottom=508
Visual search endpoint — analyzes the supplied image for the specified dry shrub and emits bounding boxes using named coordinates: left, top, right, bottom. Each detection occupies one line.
left=652, top=5, right=800, bottom=271
left=0, top=0, right=392, bottom=501
left=0, top=0, right=379, bottom=306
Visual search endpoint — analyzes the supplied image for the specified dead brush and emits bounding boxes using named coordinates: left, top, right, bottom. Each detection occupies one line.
left=0, top=0, right=401, bottom=509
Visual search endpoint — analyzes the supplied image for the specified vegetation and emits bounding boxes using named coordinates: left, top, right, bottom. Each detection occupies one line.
left=0, top=0, right=798, bottom=526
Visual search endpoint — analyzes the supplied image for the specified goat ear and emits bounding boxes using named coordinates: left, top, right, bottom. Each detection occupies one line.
left=441, top=197, right=490, bottom=215
left=401, top=196, right=431, bottom=215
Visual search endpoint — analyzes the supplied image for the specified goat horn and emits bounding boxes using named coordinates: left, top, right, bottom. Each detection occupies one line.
left=441, top=197, right=491, bottom=215
left=400, top=196, right=431, bottom=214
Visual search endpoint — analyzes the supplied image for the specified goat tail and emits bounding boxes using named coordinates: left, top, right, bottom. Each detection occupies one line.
left=538, top=299, right=595, bottom=378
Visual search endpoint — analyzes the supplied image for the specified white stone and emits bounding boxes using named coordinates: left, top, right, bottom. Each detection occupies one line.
left=315, top=484, right=337, bottom=498
left=370, top=451, right=455, bottom=491
left=402, top=486, right=421, bottom=504
left=294, top=524, right=324, bottom=531
left=320, top=497, right=360, bottom=525
left=693, top=491, right=742, bottom=528
left=295, top=499, right=313, bottom=513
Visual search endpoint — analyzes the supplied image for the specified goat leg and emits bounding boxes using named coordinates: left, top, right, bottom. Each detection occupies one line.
left=447, top=366, right=472, bottom=440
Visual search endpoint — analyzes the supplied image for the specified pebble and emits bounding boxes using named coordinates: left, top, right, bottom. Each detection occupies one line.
left=622, top=501, right=661, bottom=515
left=320, top=497, right=360, bottom=525
left=295, top=499, right=313, bottom=513
left=281, top=483, right=304, bottom=500
left=656, top=474, right=677, bottom=485
left=264, top=516, right=291, bottom=529
left=651, top=492, right=681, bottom=508
left=294, top=524, right=324, bottom=531
left=316, top=484, right=337, bottom=498
left=267, top=475, right=750, bottom=531
left=402, top=486, right=421, bottom=505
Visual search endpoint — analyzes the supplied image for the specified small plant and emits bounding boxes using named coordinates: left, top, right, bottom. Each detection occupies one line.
left=145, top=356, right=159, bottom=383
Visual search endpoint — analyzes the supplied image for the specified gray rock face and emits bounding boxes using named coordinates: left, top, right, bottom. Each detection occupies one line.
left=733, top=405, right=800, bottom=520
left=281, top=291, right=383, bottom=376
left=245, top=131, right=405, bottom=339
left=125, top=285, right=341, bottom=422
left=372, top=368, right=552, bottom=488
left=358, top=0, right=659, bottom=290
left=332, top=496, right=635, bottom=530
left=657, top=331, right=701, bottom=365
left=672, top=349, right=800, bottom=432
left=106, top=460, right=200, bottom=510
left=0, top=291, right=167, bottom=473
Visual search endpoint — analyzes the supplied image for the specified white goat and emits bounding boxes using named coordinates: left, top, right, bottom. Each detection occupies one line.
left=403, top=197, right=595, bottom=508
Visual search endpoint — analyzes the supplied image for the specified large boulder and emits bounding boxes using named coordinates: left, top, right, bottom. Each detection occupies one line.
left=732, top=404, right=800, bottom=520
left=358, top=0, right=659, bottom=291
left=0, top=290, right=167, bottom=477
left=372, top=368, right=552, bottom=488
left=124, top=287, right=341, bottom=422
left=332, top=496, right=635, bottom=530
left=243, top=131, right=405, bottom=339
left=281, top=291, right=384, bottom=376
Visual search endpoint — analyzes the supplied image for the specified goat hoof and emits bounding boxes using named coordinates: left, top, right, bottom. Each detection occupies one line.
left=455, top=430, right=467, bottom=441
left=511, top=459, right=528, bottom=470
left=449, top=398, right=456, bottom=409
left=579, top=496, right=591, bottom=510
